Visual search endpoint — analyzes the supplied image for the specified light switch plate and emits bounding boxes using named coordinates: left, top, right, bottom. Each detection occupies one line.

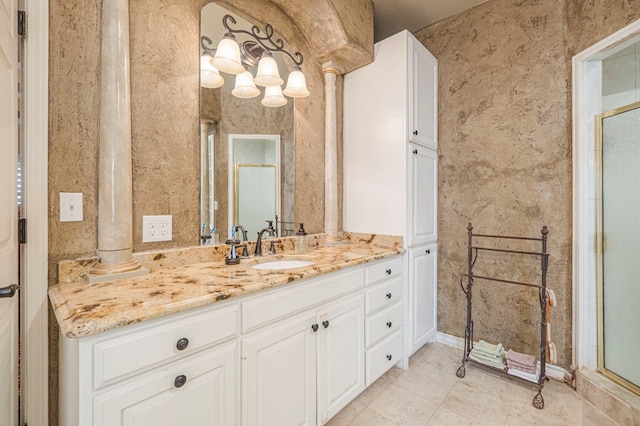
left=60, top=192, right=83, bottom=222
left=142, top=215, right=172, bottom=243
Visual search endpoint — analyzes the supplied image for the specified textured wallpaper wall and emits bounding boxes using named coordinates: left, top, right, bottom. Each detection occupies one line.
left=415, top=0, right=640, bottom=368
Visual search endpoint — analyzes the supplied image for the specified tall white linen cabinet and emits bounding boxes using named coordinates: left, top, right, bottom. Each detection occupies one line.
left=343, top=30, right=438, bottom=362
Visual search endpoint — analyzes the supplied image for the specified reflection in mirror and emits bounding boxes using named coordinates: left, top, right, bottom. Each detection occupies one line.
left=229, top=134, right=282, bottom=239
left=200, top=2, right=297, bottom=243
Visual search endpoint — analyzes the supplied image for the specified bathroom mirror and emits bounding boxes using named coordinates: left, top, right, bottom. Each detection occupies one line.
left=200, top=2, right=296, bottom=242
left=229, top=134, right=281, bottom=239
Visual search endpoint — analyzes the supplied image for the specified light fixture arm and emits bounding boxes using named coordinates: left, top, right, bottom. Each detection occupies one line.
left=201, top=35, right=216, bottom=55
left=220, top=14, right=303, bottom=66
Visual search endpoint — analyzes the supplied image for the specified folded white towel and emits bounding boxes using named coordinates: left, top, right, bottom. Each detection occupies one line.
left=507, top=365, right=540, bottom=383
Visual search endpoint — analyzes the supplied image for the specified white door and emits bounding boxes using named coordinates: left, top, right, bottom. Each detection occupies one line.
left=242, top=311, right=317, bottom=426
left=409, top=244, right=437, bottom=355
left=0, top=0, right=19, bottom=425
left=409, top=145, right=437, bottom=246
left=317, top=294, right=364, bottom=424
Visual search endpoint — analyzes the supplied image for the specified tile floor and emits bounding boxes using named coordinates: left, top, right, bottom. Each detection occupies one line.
left=327, top=343, right=619, bottom=425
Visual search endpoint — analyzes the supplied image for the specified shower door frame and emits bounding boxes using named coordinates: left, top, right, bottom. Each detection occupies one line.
left=595, top=101, right=640, bottom=397
left=572, top=18, right=640, bottom=375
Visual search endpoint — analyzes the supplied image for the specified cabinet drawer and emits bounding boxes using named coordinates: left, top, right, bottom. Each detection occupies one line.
left=242, top=267, right=364, bottom=333
left=365, top=302, right=403, bottom=347
left=365, top=329, right=403, bottom=386
left=93, top=341, right=237, bottom=426
left=93, top=304, right=238, bottom=389
left=365, top=257, right=402, bottom=286
left=365, top=276, right=401, bottom=314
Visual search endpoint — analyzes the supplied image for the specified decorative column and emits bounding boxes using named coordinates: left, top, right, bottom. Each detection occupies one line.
left=90, top=0, right=144, bottom=280
left=323, top=61, right=345, bottom=241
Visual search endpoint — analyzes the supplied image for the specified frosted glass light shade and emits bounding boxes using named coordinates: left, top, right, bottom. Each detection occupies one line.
left=262, top=85, right=287, bottom=107
left=200, top=55, right=224, bottom=88
left=201, top=68, right=224, bottom=89
left=283, top=66, right=310, bottom=98
left=232, top=71, right=260, bottom=98
left=211, top=34, right=244, bottom=74
left=254, top=51, right=284, bottom=87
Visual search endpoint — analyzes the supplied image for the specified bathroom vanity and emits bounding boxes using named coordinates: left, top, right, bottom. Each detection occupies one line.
left=50, top=237, right=404, bottom=425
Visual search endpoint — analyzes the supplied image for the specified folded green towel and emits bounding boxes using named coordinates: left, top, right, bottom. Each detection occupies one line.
left=474, top=340, right=504, bottom=357
left=469, top=352, right=505, bottom=368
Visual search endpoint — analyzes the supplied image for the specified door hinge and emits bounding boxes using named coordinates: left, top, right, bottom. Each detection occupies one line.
left=18, top=10, right=26, bottom=37
left=18, top=218, right=26, bottom=243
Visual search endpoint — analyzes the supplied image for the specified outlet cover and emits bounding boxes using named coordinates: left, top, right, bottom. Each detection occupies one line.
left=60, top=192, right=83, bottom=222
left=142, top=215, right=172, bottom=243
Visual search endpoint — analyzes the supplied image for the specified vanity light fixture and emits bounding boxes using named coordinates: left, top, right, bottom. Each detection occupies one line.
left=201, top=14, right=310, bottom=104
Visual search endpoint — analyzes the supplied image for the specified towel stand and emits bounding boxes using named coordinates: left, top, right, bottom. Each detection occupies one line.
left=456, top=222, right=549, bottom=409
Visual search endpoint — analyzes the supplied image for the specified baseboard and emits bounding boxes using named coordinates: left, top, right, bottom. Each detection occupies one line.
left=436, top=332, right=569, bottom=382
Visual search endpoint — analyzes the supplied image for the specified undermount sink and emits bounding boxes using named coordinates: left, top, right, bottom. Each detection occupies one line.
left=251, top=259, right=315, bottom=270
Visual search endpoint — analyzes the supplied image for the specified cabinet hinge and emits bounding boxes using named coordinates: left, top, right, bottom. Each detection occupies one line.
left=18, top=10, right=26, bottom=37
left=18, top=218, right=26, bottom=243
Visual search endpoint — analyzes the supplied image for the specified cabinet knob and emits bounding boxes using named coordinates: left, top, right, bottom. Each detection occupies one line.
left=174, top=374, right=187, bottom=388
left=385, top=268, right=392, bottom=275
left=426, top=249, right=431, bottom=254
left=412, top=149, right=418, bottom=155
left=386, top=354, right=393, bottom=361
left=322, top=320, right=330, bottom=329
left=386, top=292, right=392, bottom=299
left=176, top=337, right=189, bottom=351
left=386, top=321, right=392, bottom=328
left=413, top=130, right=418, bottom=136
left=311, top=324, right=319, bottom=332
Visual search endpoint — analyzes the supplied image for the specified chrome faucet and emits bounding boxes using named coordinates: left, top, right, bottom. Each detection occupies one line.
left=234, top=225, right=248, bottom=242
left=255, top=221, right=276, bottom=256
left=234, top=225, right=250, bottom=257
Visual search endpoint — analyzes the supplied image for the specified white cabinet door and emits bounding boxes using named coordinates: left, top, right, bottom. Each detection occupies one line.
left=409, top=244, right=437, bottom=355
left=409, top=37, right=438, bottom=149
left=94, top=341, right=237, bottom=426
left=242, top=311, right=317, bottom=426
left=317, top=294, right=365, bottom=424
left=409, top=145, right=437, bottom=246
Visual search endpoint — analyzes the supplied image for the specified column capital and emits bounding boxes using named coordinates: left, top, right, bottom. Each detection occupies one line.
left=322, top=60, right=345, bottom=75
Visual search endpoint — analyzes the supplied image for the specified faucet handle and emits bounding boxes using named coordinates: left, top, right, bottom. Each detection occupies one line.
left=268, top=239, right=282, bottom=255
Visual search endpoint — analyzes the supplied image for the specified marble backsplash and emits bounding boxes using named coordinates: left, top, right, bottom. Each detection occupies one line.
left=57, top=232, right=402, bottom=284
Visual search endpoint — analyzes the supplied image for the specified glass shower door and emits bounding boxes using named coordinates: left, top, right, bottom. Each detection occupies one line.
left=597, top=101, right=640, bottom=395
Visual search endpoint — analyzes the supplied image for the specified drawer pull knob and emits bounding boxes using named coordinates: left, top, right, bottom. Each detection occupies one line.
left=176, top=338, right=189, bottom=351
left=412, top=149, right=418, bottom=154
left=413, top=130, right=419, bottom=136
left=386, top=354, right=393, bottom=361
left=385, top=268, right=392, bottom=275
left=426, top=249, right=431, bottom=254
left=322, top=320, right=330, bottom=329
left=311, top=324, right=319, bottom=332
left=386, top=293, right=392, bottom=299
left=174, top=374, right=187, bottom=388
left=386, top=321, right=392, bottom=328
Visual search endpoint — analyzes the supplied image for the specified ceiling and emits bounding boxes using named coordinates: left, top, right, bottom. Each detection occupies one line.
left=373, top=0, right=488, bottom=42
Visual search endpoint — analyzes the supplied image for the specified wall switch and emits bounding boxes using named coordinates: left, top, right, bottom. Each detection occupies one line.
left=142, top=215, right=172, bottom=243
left=60, top=192, right=83, bottom=222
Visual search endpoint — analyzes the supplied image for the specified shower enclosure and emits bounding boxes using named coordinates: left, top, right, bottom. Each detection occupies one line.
left=596, top=101, right=640, bottom=396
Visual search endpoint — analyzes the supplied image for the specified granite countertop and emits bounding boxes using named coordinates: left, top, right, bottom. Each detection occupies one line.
left=49, top=238, right=403, bottom=339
